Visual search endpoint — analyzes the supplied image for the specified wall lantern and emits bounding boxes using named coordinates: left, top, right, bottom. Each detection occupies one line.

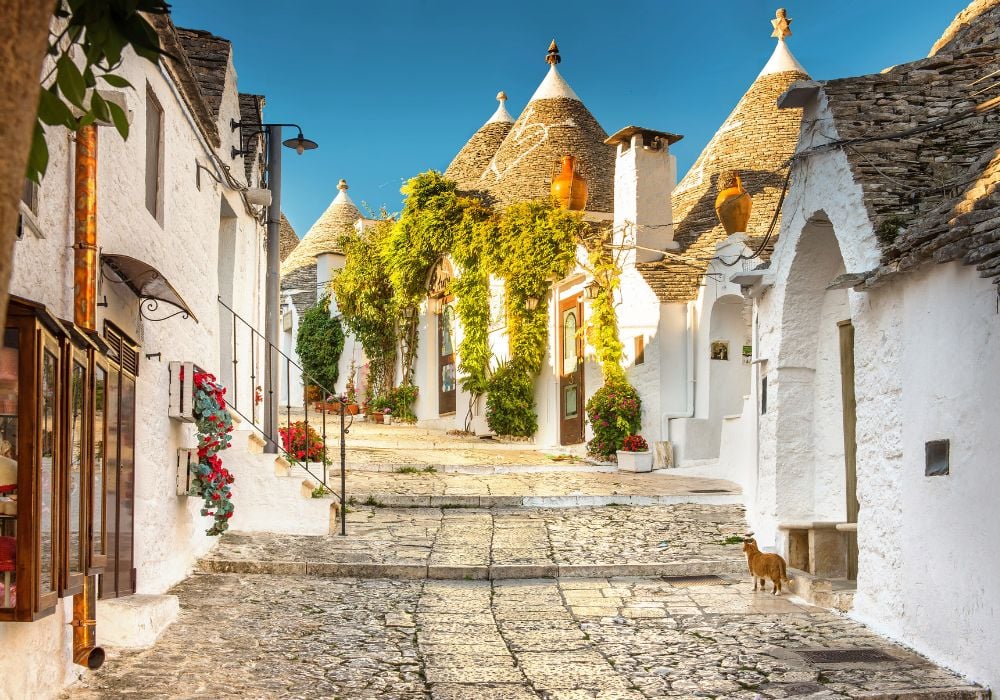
left=524, top=296, right=540, bottom=311
left=401, top=306, right=416, bottom=320
left=584, top=283, right=600, bottom=300
left=281, top=130, right=319, bottom=156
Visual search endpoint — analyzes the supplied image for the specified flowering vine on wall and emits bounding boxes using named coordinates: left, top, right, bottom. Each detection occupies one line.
left=190, top=370, right=235, bottom=535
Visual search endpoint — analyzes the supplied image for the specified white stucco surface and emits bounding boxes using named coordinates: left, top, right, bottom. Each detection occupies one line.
left=747, top=90, right=998, bottom=689
left=2, top=44, right=266, bottom=695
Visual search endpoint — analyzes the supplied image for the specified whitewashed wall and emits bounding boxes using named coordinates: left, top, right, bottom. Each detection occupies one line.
left=1, top=44, right=265, bottom=698
left=751, top=91, right=999, bottom=689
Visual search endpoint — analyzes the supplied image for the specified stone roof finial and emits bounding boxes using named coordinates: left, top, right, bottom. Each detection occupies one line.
left=497, top=91, right=507, bottom=105
left=546, top=39, right=561, bottom=65
left=771, top=8, right=792, bottom=40
left=338, top=179, right=348, bottom=191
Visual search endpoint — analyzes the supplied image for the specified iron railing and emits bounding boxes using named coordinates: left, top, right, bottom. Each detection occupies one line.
left=217, top=296, right=350, bottom=535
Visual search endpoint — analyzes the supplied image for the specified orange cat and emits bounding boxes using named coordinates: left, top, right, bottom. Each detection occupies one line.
left=742, top=537, right=790, bottom=595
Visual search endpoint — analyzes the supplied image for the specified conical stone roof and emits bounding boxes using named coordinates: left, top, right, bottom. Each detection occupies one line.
left=929, top=0, right=1000, bottom=56
left=476, top=41, right=615, bottom=212
left=281, top=179, right=362, bottom=315
left=281, top=179, right=361, bottom=277
left=278, top=212, right=299, bottom=263
left=638, top=10, right=810, bottom=303
left=445, top=92, right=514, bottom=189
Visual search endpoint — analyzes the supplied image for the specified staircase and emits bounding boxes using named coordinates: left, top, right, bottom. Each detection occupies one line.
left=216, top=298, right=350, bottom=536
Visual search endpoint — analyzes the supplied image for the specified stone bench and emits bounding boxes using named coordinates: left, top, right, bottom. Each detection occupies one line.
left=777, top=521, right=852, bottom=579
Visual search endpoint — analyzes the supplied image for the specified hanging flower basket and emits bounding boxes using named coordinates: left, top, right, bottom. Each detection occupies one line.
left=186, top=370, right=235, bottom=535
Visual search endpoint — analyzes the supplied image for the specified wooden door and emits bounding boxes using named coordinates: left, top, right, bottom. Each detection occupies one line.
left=559, top=296, right=584, bottom=445
left=838, top=319, right=858, bottom=580
left=437, top=299, right=456, bottom=415
left=99, top=366, right=136, bottom=599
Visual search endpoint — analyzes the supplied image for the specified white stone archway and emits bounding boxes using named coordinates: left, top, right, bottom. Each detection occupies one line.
left=771, top=214, right=852, bottom=525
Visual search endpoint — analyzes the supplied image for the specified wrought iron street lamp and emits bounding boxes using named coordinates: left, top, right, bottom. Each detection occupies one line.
left=232, top=119, right=319, bottom=452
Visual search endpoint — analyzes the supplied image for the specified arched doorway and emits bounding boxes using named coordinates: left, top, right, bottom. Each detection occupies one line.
left=773, top=214, right=858, bottom=578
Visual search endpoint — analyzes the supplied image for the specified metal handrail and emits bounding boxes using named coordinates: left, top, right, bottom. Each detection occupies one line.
left=217, top=296, right=349, bottom=535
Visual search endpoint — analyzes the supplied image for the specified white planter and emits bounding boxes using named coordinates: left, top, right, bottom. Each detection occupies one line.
left=616, top=449, right=653, bottom=472
left=384, top=415, right=393, bottom=425
left=168, top=361, right=204, bottom=422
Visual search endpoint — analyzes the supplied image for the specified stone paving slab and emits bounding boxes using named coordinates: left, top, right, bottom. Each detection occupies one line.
left=201, top=504, right=750, bottom=580
left=347, top=470, right=741, bottom=507
left=64, top=573, right=986, bottom=699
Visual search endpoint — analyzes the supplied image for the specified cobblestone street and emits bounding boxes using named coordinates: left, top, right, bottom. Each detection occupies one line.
left=63, top=427, right=986, bottom=698
left=66, top=573, right=982, bottom=699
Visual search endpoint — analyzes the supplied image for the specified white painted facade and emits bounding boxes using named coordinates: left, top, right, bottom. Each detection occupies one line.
left=737, top=89, right=1000, bottom=689
left=1, top=36, right=267, bottom=698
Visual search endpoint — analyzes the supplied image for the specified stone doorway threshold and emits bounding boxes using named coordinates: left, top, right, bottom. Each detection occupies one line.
left=788, top=567, right=856, bottom=612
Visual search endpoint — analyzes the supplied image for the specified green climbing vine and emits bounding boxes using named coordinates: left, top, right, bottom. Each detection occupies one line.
left=331, top=170, right=609, bottom=437
left=295, top=296, right=345, bottom=395
left=330, top=219, right=397, bottom=402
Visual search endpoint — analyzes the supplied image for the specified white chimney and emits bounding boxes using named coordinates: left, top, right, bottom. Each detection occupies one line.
left=606, top=126, right=681, bottom=264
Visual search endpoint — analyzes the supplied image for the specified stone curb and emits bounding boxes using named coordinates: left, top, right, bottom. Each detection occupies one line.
left=350, top=493, right=743, bottom=508
left=854, top=689, right=989, bottom=700
left=198, top=558, right=746, bottom=581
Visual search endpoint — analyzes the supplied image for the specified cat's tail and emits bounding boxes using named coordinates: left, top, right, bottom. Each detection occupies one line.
left=780, top=558, right=791, bottom=582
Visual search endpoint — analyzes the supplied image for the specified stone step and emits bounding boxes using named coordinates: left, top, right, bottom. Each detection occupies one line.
left=198, top=557, right=748, bottom=581
left=350, top=492, right=744, bottom=508
left=787, top=567, right=857, bottom=612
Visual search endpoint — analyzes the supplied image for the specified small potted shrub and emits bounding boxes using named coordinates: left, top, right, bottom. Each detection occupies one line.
left=617, top=434, right=652, bottom=472
left=383, top=408, right=393, bottom=425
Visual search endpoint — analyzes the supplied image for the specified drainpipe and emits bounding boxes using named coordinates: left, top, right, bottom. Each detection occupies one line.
left=71, top=124, right=105, bottom=670
left=661, top=301, right=696, bottom=457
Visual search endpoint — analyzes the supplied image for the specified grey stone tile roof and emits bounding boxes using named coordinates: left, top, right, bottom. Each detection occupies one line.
left=149, top=14, right=220, bottom=148
left=823, top=1, right=1000, bottom=286
left=930, top=0, right=1000, bottom=56
left=175, top=28, right=230, bottom=119
left=279, top=213, right=299, bottom=263
left=477, top=96, right=615, bottom=212
left=637, top=66, right=808, bottom=303
left=446, top=121, right=513, bottom=190
left=816, top=2, right=1000, bottom=287
left=238, top=93, right=265, bottom=185
left=281, top=182, right=362, bottom=278
left=282, top=264, right=319, bottom=319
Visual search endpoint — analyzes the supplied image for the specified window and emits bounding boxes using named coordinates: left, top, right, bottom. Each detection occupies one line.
left=761, top=376, right=768, bottom=415
left=89, top=360, right=108, bottom=572
left=634, top=336, right=645, bottom=365
left=16, top=179, right=40, bottom=240
left=100, top=323, right=138, bottom=599
left=145, top=84, right=163, bottom=220
left=1, top=300, right=104, bottom=621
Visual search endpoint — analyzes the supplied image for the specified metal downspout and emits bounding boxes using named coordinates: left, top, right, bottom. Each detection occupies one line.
left=71, top=124, right=105, bottom=670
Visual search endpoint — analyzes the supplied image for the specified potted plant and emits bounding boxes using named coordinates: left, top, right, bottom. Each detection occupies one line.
left=617, top=434, right=652, bottom=472
left=383, top=408, right=393, bottom=425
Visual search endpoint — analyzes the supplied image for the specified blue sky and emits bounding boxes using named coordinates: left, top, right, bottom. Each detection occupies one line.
left=170, top=0, right=970, bottom=236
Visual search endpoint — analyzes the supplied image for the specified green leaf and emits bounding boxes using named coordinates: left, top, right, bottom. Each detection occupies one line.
left=56, top=55, right=87, bottom=108
left=26, top=122, right=50, bottom=183
left=107, top=100, right=129, bottom=139
left=37, top=87, right=74, bottom=127
left=100, top=73, right=131, bottom=89
left=90, top=91, right=111, bottom=124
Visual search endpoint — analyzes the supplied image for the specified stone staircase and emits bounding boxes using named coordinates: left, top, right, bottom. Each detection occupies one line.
left=224, top=427, right=339, bottom=536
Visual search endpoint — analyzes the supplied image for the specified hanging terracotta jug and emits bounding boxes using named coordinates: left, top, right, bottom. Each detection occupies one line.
left=551, top=155, right=588, bottom=211
left=714, top=170, right=752, bottom=234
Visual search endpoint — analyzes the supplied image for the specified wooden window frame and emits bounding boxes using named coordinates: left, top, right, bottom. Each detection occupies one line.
left=87, top=355, right=109, bottom=574
left=34, top=328, right=62, bottom=616
left=1, top=301, right=104, bottom=622
left=145, top=83, right=164, bottom=222
left=59, top=342, right=89, bottom=598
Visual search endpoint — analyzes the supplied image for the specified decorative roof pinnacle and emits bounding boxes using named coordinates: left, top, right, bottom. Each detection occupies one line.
left=497, top=91, right=507, bottom=105
left=771, top=8, right=792, bottom=40
left=546, top=39, right=561, bottom=65
left=337, top=179, right=348, bottom=191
